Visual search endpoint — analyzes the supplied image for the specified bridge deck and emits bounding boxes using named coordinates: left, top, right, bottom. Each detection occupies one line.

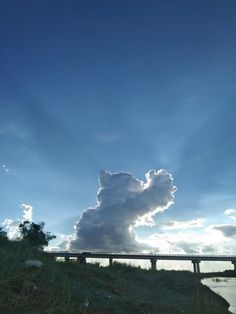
left=48, top=252, right=236, bottom=262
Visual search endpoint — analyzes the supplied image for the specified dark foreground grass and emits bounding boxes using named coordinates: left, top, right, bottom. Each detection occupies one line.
left=0, top=241, right=231, bottom=314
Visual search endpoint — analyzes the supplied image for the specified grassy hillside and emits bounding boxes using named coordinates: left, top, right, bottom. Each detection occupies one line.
left=0, top=241, right=231, bottom=314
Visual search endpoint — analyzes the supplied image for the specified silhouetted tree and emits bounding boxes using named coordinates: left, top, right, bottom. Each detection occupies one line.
left=18, top=221, right=56, bottom=248
left=0, top=226, right=7, bottom=241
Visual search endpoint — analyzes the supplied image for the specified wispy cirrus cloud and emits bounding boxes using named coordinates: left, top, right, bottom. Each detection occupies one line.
left=95, top=132, right=124, bottom=144
left=161, top=218, right=204, bottom=230
left=2, top=164, right=9, bottom=174
left=224, top=208, right=236, bottom=221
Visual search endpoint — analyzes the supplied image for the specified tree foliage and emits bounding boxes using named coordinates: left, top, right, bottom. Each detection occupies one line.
left=18, top=221, right=56, bottom=248
left=0, top=227, right=7, bottom=241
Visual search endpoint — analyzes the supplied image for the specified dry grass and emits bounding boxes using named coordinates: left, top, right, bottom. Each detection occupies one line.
left=0, top=241, right=231, bottom=314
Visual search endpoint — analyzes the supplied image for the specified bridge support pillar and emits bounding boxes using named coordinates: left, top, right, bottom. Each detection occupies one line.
left=109, top=258, right=113, bottom=267
left=197, top=261, right=200, bottom=274
left=232, top=261, right=236, bottom=272
left=192, top=260, right=200, bottom=274
left=150, top=258, right=157, bottom=270
left=65, top=256, right=69, bottom=262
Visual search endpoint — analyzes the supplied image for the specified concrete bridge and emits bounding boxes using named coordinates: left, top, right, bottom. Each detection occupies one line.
left=48, top=252, right=236, bottom=274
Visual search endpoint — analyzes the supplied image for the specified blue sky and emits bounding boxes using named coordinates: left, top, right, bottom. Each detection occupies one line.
left=1, top=1, right=236, bottom=264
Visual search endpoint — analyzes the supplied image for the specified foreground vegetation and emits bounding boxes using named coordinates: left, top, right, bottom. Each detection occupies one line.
left=0, top=240, right=231, bottom=314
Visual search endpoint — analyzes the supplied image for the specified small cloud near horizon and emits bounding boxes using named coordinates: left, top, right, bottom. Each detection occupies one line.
left=161, top=218, right=204, bottom=230
left=1, top=203, right=34, bottom=239
left=224, top=208, right=236, bottom=221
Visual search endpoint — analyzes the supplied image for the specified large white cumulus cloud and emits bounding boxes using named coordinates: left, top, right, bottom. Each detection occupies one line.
left=70, top=169, right=176, bottom=252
